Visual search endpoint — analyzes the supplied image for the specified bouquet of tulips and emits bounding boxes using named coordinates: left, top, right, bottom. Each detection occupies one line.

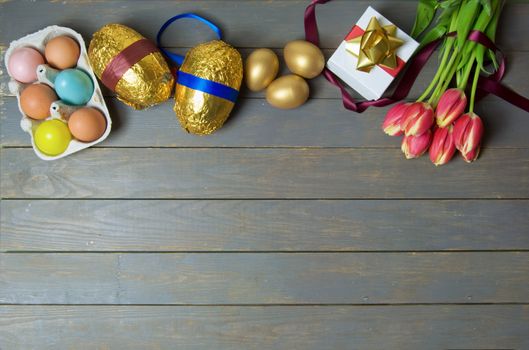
left=382, top=0, right=504, bottom=165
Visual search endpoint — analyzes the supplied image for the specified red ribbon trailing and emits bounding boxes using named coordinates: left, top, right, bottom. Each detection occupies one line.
left=101, top=38, right=160, bottom=91
left=304, top=0, right=529, bottom=113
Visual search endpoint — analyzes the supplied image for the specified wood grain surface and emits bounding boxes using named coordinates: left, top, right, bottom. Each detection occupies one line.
left=2, top=148, right=529, bottom=199
left=1, top=305, right=528, bottom=350
left=1, top=0, right=529, bottom=348
left=2, top=252, right=528, bottom=304
left=2, top=199, right=529, bottom=252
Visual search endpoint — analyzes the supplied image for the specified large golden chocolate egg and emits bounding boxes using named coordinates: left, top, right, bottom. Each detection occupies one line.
left=245, top=48, right=279, bottom=92
left=88, top=24, right=174, bottom=109
left=266, top=74, right=309, bottom=109
left=174, top=40, right=243, bottom=135
left=284, top=40, right=325, bottom=79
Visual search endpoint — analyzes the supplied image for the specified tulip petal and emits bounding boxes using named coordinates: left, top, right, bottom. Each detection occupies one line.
left=402, top=130, right=432, bottom=159
left=436, top=89, right=467, bottom=128
left=453, top=113, right=484, bottom=163
left=382, top=102, right=409, bottom=136
left=429, top=126, right=456, bottom=166
left=403, top=102, right=434, bottom=136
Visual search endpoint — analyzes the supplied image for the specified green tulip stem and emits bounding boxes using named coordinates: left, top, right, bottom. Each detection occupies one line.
left=417, top=10, right=459, bottom=103
left=458, top=51, right=477, bottom=90
left=428, top=48, right=460, bottom=107
left=469, top=61, right=482, bottom=113
left=417, top=40, right=453, bottom=102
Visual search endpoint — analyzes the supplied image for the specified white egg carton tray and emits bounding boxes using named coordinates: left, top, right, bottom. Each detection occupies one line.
left=4, top=25, right=111, bottom=160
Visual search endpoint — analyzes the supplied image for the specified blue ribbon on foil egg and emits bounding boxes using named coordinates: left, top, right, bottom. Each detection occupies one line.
left=157, top=13, right=239, bottom=103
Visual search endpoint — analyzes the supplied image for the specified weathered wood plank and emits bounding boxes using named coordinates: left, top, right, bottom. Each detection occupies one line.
left=0, top=0, right=527, bottom=50
left=1, top=305, right=528, bottom=350
left=3, top=97, right=529, bottom=148
left=2, top=148, right=528, bottom=199
left=1, top=252, right=527, bottom=304
left=2, top=199, right=529, bottom=252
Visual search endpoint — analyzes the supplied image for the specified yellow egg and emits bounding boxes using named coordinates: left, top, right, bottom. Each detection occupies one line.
left=34, top=119, right=71, bottom=156
left=266, top=74, right=309, bottom=109
left=284, top=40, right=325, bottom=79
left=244, top=48, right=279, bottom=92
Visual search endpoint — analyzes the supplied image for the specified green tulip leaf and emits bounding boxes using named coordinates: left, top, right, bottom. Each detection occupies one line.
left=476, top=0, right=502, bottom=68
left=485, top=0, right=502, bottom=41
left=487, top=49, right=499, bottom=71
left=439, top=0, right=463, bottom=9
left=411, top=0, right=438, bottom=38
left=419, top=24, right=448, bottom=49
left=456, top=0, right=480, bottom=50
left=479, top=0, right=492, bottom=15
left=436, top=0, right=462, bottom=27
left=456, top=1, right=495, bottom=70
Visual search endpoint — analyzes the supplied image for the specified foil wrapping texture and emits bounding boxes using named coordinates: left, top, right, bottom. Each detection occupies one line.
left=88, top=24, right=174, bottom=109
left=174, top=40, right=243, bottom=135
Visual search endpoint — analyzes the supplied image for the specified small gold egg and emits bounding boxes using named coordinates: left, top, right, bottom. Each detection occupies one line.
left=245, top=48, right=279, bottom=92
left=266, top=74, right=309, bottom=109
left=284, top=40, right=325, bottom=79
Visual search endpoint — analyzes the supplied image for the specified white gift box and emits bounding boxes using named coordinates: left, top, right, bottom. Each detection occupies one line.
left=5, top=26, right=111, bottom=161
left=327, top=6, right=419, bottom=101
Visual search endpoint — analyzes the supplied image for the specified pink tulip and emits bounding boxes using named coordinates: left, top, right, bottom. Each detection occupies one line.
left=453, top=112, right=484, bottom=163
left=435, top=88, right=467, bottom=128
left=382, top=102, right=410, bottom=136
left=401, top=130, right=432, bottom=159
left=402, top=102, right=434, bottom=136
left=429, top=126, right=456, bottom=166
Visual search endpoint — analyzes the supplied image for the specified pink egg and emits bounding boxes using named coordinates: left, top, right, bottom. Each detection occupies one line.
left=8, top=47, right=45, bottom=83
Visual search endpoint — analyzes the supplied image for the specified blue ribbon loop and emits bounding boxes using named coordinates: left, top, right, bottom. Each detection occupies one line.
left=177, top=71, right=239, bottom=103
left=157, top=13, right=238, bottom=103
left=157, top=13, right=222, bottom=65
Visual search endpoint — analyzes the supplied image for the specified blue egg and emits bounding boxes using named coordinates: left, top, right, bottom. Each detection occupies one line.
left=54, top=69, right=94, bottom=105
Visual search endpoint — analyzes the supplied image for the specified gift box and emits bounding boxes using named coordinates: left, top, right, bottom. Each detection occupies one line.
left=327, top=6, right=419, bottom=101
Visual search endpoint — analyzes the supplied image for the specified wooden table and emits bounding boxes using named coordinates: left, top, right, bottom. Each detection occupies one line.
left=1, top=1, right=528, bottom=349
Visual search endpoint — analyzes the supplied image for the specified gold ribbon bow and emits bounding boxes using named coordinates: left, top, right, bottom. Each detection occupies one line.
left=345, top=16, right=404, bottom=73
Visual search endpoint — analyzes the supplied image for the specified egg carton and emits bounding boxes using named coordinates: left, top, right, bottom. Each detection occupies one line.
left=4, top=25, right=111, bottom=160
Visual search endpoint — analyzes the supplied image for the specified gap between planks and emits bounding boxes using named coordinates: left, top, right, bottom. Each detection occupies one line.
left=2, top=197, right=529, bottom=201
left=1, top=303, right=528, bottom=306
left=2, top=250, right=529, bottom=254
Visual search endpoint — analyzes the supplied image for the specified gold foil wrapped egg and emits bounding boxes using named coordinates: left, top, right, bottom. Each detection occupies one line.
left=88, top=24, right=174, bottom=109
left=284, top=40, right=325, bottom=79
left=174, top=40, right=243, bottom=135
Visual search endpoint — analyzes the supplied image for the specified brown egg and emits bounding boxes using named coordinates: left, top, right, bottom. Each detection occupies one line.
left=266, top=74, right=309, bottom=109
left=45, top=36, right=80, bottom=69
left=68, top=107, right=107, bottom=142
left=284, top=40, right=325, bottom=79
left=20, top=83, right=58, bottom=120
